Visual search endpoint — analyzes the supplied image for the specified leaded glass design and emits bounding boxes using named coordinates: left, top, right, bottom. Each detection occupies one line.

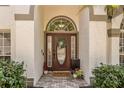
left=120, top=30, right=124, bottom=65
left=71, top=36, right=76, bottom=59
left=0, top=32, right=11, bottom=60
left=57, top=38, right=66, bottom=65
left=46, top=16, right=77, bottom=31
left=47, top=36, right=52, bottom=67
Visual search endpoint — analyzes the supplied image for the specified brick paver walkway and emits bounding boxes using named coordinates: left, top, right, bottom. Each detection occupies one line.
left=35, top=74, right=88, bottom=88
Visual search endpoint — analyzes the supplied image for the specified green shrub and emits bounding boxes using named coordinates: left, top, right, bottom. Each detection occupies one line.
left=92, top=63, right=124, bottom=88
left=0, top=59, right=26, bottom=88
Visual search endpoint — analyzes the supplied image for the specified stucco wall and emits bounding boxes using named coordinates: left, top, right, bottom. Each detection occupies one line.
left=112, top=14, right=123, bottom=29
left=79, top=7, right=90, bottom=84
left=89, top=21, right=107, bottom=76
left=43, top=5, right=80, bottom=31
left=79, top=6, right=108, bottom=84
left=0, top=6, right=16, bottom=60
left=13, top=5, right=30, bottom=14
left=111, top=37, right=119, bottom=65
left=34, top=6, right=44, bottom=85
left=111, top=11, right=122, bottom=65
left=93, top=5, right=106, bottom=15
left=0, top=6, right=11, bottom=29
left=79, top=6, right=107, bottom=84
left=107, top=38, right=112, bottom=64
left=10, top=6, right=16, bottom=60
left=15, top=5, right=45, bottom=85
left=15, top=21, right=35, bottom=78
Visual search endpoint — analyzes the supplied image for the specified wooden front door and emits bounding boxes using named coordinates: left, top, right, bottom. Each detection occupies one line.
left=52, top=34, right=71, bottom=71
left=45, top=32, right=77, bottom=71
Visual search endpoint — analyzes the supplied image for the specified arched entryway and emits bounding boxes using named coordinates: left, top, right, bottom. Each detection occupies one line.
left=44, top=16, right=78, bottom=71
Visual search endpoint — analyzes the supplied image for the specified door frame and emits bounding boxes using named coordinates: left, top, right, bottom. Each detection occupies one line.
left=44, top=31, right=79, bottom=71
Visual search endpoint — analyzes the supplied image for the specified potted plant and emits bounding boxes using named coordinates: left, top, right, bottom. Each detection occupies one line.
left=44, top=70, right=48, bottom=75
left=73, top=69, right=84, bottom=79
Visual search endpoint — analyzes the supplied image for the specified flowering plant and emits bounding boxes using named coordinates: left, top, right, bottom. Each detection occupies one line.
left=73, top=69, right=83, bottom=79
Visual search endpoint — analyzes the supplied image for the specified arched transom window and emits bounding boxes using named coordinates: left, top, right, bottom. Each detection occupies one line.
left=46, top=16, right=77, bottom=31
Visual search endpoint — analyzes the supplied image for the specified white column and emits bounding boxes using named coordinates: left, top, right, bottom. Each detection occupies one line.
left=79, top=7, right=90, bottom=84
left=111, top=37, right=120, bottom=65
left=107, top=29, right=120, bottom=65
left=34, top=6, right=44, bottom=85
left=15, top=21, right=35, bottom=79
left=89, top=21, right=107, bottom=76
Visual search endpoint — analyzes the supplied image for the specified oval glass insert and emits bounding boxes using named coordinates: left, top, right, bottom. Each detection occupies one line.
left=57, top=38, right=66, bottom=65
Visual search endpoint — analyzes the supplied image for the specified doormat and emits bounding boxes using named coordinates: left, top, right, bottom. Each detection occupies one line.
left=52, top=71, right=71, bottom=77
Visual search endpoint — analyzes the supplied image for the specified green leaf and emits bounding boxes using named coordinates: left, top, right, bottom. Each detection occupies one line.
left=92, top=64, right=124, bottom=88
left=0, top=60, right=26, bottom=88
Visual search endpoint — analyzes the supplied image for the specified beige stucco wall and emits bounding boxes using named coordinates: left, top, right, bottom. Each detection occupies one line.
left=110, top=12, right=122, bottom=65
left=79, top=6, right=107, bottom=84
left=79, top=7, right=90, bottom=84
left=107, top=37, right=119, bottom=65
left=112, top=13, right=123, bottom=29
left=107, top=37, right=112, bottom=64
left=93, top=5, right=106, bottom=15
left=0, top=6, right=16, bottom=60
left=89, top=21, right=107, bottom=75
left=14, top=5, right=45, bottom=85
left=10, top=6, right=16, bottom=60
left=15, top=21, right=35, bottom=78
left=111, top=37, right=119, bottom=65
left=0, top=6, right=11, bottom=29
left=93, top=5, right=120, bottom=66
left=34, top=6, right=44, bottom=85
left=42, top=5, right=81, bottom=31
left=12, top=5, right=36, bottom=79
left=0, top=5, right=31, bottom=61
left=13, top=5, right=30, bottom=14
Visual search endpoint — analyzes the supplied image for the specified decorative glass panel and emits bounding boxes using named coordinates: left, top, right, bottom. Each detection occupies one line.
left=120, top=30, right=124, bottom=65
left=120, top=55, right=124, bottom=65
left=4, top=38, right=11, bottom=46
left=0, top=56, right=10, bottom=61
left=46, top=16, right=77, bottom=31
left=4, top=46, right=11, bottom=55
left=57, top=38, right=66, bottom=65
left=0, top=32, right=11, bottom=60
left=0, top=47, right=3, bottom=55
left=0, top=33, right=3, bottom=38
left=0, top=39, right=3, bottom=46
left=4, top=33, right=10, bottom=38
left=47, top=36, right=52, bottom=67
left=71, top=36, right=76, bottom=59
